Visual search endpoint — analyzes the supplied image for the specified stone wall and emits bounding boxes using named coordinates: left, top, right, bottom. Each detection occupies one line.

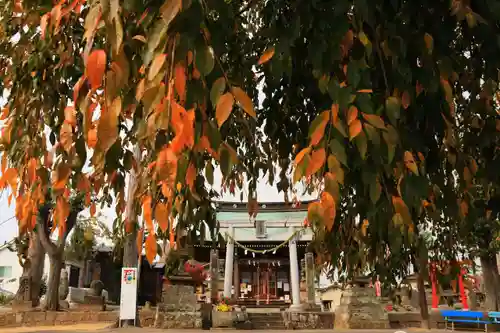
left=282, top=311, right=335, bottom=329
left=0, top=310, right=117, bottom=328
left=334, top=287, right=389, bottom=329
left=154, top=284, right=202, bottom=329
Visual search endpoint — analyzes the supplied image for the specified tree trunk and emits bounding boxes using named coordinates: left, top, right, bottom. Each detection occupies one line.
left=14, top=232, right=46, bottom=307
left=45, top=252, right=63, bottom=311
left=29, top=233, right=46, bottom=306
left=417, top=259, right=430, bottom=329
left=414, top=234, right=430, bottom=329
left=480, top=252, right=500, bottom=311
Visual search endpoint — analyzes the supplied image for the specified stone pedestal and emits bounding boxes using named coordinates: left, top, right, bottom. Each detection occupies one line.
left=154, top=284, right=202, bottom=329
left=334, top=286, right=389, bottom=329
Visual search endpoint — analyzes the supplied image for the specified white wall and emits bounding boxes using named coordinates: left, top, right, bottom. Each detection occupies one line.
left=0, top=247, right=50, bottom=294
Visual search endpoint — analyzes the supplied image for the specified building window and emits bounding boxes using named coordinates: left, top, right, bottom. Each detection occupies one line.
left=255, top=220, right=267, bottom=238
left=0, top=266, right=12, bottom=278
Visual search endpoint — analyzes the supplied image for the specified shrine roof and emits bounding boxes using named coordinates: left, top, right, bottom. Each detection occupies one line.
left=217, top=210, right=307, bottom=223
left=215, top=200, right=315, bottom=212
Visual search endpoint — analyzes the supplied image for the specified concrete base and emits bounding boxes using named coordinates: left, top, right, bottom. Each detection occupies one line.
left=287, top=303, right=306, bottom=312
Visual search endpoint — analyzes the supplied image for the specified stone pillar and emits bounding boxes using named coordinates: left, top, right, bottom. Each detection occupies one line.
left=233, top=256, right=240, bottom=300
left=305, top=252, right=316, bottom=307
left=288, top=226, right=301, bottom=310
left=223, top=226, right=235, bottom=298
left=210, top=249, right=219, bottom=303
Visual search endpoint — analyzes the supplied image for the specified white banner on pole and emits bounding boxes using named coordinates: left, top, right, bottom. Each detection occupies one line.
left=120, top=267, right=138, bottom=322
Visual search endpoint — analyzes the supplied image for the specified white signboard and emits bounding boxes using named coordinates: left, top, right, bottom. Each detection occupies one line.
left=120, top=267, right=138, bottom=322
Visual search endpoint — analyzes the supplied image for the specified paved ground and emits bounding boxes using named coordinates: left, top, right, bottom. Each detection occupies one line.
left=0, top=327, right=477, bottom=333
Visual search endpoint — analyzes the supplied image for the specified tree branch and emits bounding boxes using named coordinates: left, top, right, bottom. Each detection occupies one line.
left=37, top=204, right=58, bottom=257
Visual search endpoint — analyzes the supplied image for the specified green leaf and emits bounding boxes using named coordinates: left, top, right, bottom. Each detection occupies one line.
left=220, top=148, right=230, bottom=177
left=355, top=132, right=368, bottom=159
left=195, top=45, right=215, bottom=76
left=392, top=213, right=404, bottom=226
left=329, top=139, right=348, bottom=166
left=347, top=62, right=361, bottom=88
left=205, top=162, right=214, bottom=185
left=364, top=123, right=380, bottom=145
left=369, top=176, right=381, bottom=204
left=382, top=125, right=398, bottom=163
left=385, top=96, right=401, bottom=126
left=318, top=75, right=330, bottom=94
left=206, top=120, right=221, bottom=151
left=210, top=77, right=226, bottom=107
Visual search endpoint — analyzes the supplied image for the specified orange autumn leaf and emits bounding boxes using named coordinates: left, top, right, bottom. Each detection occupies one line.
left=86, top=50, right=106, bottom=91
left=404, top=151, right=418, bottom=175
left=1, top=168, right=18, bottom=193
left=320, top=191, right=336, bottom=232
left=232, top=86, right=256, bottom=118
left=145, top=232, right=157, bottom=265
left=40, top=13, right=49, bottom=40
left=361, top=219, right=369, bottom=236
left=142, top=195, right=154, bottom=231
left=97, top=96, right=121, bottom=152
left=392, top=196, right=411, bottom=223
left=347, top=105, right=358, bottom=125
left=155, top=145, right=178, bottom=184
left=186, top=163, right=196, bottom=191
left=402, top=91, right=411, bottom=109
left=307, top=148, right=326, bottom=175
left=155, top=202, right=169, bottom=232
left=60, top=122, right=73, bottom=153
left=460, top=200, right=469, bottom=217
left=307, top=201, right=323, bottom=226
left=331, top=104, right=339, bottom=124
left=258, top=46, right=275, bottom=65
left=0, top=107, right=9, bottom=121
left=295, top=147, right=311, bottom=165
left=136, top=228, right=144, bottom=253
left=348, top=119, right=362, bottom=140
left=310, top=111, right=329, bottom=146
left=54, top=196, right=70, bottom=236
left=215, top=92, right=234, bottom=127
left=148, top=53, right=167, bottom=81
left=64, top=106, right=77, bottom=127
left=52, top=163, right=71, bottom=190
left=90, top=203, right=96, bottom=217
left=135, top=78, right=146, bottom=101
left=27, top=158, right=37, bottom=184
left=174, top=63, right=186, bottom=100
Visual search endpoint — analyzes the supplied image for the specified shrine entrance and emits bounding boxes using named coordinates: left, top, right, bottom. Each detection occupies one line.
left=238, top=259, right=290, bottom=304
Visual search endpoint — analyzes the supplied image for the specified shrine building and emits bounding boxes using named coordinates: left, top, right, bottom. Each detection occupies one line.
left=194, top=200, right=316, bottom=308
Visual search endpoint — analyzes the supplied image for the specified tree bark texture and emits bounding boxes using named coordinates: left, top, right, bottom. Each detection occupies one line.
left=14, top=231, right=46, bottom=307
left=45, top=252, right=63, bottom=310
left=417, top=257, right=430, bottom=329
left=37, top=206, right=80, bottom=311
left=480, top=252, right=500, bottom=311
left=29, top=232, right=46, bottom=306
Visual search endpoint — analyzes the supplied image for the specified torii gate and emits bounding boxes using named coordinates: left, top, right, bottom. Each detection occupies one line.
left=430, top=260, right=474, bottom=310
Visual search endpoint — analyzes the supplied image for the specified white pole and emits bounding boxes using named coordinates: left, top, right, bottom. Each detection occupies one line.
left=223, top=226, right=235, bottom=298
